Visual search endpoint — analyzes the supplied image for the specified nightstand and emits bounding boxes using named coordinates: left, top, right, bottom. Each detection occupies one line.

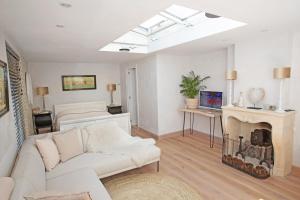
left=33, top=111, right=53, bottom=134
left=107, top=105, right=122, bottom=114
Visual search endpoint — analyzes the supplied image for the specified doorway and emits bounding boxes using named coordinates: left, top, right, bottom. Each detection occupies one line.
left=127, top=68, right=138, bottom=126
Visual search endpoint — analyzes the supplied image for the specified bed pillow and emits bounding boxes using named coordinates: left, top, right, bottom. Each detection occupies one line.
left=36, top=137, right=60, bottom=171
left=24, top=191, right=91, bottom=200
left=86, top=121, right=132, bottom=152
left=0, top=177, right=14, bottom=200
left=53, top=128, right=84, bottom=162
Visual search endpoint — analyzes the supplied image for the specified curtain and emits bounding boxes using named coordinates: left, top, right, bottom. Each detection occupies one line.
left=6, top=44, right=25, bottom=149
left=25, top=72, right=33, bottom=105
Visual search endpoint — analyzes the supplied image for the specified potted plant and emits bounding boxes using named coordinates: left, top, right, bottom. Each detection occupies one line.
left=180, top=71, right=210, bottom=109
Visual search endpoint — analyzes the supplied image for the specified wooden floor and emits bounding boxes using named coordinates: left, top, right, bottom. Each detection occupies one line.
left=102, top=127, right=300, bottom=200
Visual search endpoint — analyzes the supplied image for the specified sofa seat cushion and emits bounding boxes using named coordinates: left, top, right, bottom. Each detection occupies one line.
left=46, top=168, right=111, bottom=200
left=10, top=178, right=36, bottom=200
left=85, top=122, right=133, bottom=153
left=46, top=153, right=134, bottom=180
left=0, top=177, right=15, bottom=200
left=109, top=143, right=161, bottom=167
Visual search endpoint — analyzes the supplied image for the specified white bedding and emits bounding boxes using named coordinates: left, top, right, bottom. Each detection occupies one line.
left=84, top=121, right=157, bottom=168
left=55, top=109, right=111, bottom=131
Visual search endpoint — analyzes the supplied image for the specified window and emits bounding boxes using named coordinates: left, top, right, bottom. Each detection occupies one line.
left=6, top=44, right=25, bottom=149
left=99, top=4, right=246, bottom=53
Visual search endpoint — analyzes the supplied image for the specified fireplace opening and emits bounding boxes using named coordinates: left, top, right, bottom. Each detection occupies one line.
left=222, top=117, right=273, bottom=179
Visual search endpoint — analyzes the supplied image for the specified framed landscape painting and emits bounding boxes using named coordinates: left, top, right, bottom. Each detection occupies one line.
left=0, top=60, right=9, bottom=117
left=62, top=75, right=97, bottom=91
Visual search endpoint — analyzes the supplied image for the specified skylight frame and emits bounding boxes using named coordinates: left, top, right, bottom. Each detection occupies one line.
left=165, top=4, right=199, bottom=20
left=99, top=4, right=247, bottom=54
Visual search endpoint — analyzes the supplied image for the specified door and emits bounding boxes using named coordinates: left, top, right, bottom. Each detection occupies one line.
left=127, top=68, right=138, bottom=125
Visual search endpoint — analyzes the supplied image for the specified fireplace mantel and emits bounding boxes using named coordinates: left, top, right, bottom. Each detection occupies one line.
left=222, top=106, right=296, bottom=176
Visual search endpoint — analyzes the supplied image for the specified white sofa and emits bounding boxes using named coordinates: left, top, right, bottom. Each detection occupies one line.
left=10, top=130, right=161, bottom=200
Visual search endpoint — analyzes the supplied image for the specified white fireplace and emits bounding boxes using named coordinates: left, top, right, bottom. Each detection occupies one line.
left=222, top=106, right=295, bottom=177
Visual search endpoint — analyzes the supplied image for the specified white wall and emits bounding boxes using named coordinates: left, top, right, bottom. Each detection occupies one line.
left=234, top=33, right=292, bottom=107
left=0, top=31, right=19, bottom=176
left=188, top=50, right=227, bottom=137
left=120, top=50, right=227, bottom=137
left=290, top=32, right=300, bottom=166
left=156, top=54, right=190, bottom=134
left=156, top=50, right=227, bottom=136
left=120, top=55, right=159, bottom=133
left=28, top=62, right=121, bottom=113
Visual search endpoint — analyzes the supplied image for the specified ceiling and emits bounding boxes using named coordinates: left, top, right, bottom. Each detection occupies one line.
left=0, top=0, right=300, bottom=63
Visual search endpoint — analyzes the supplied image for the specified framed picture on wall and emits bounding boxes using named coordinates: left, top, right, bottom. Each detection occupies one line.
left=62, top=75, right=97, bottom=91
left=0, top=60, right=9, bottom=117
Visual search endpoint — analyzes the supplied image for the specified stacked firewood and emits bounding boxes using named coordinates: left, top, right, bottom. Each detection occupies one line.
left=222, top=155, right=269, bottom=179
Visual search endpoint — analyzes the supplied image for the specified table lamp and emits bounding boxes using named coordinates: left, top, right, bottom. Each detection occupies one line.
left=226, top=70, right=237, bottom=106
left=36, top=87, right=49, bottom=110
left=273, top=67, right=291, bottom=112
left=107, top=83, right=116, bottom=106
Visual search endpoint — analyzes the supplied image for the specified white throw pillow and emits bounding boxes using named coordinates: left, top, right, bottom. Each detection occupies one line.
left=36, top=137, right=60, bottom=171
left=85, top=121, right=132, bottom=153
left=24, top=191, right=91, bottom=200
left=53, top=128, right=84, bottom=162
left=0, top=177, right=14, bottom=200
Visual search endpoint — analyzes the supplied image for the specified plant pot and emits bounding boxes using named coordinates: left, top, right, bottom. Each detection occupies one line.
left=186, top=98, right=199, bottom=109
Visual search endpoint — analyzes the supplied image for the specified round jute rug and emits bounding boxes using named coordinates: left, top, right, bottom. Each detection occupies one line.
left=103, top=173, right=202, bottom=200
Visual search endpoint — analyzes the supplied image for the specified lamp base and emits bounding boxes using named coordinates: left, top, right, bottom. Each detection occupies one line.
left=247, top=106, right=262, bottom=110
left=275, top=108, right=285, bottom=113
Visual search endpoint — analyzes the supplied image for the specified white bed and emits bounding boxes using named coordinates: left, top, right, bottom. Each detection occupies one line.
left=54, top=101, right=131, bottom=134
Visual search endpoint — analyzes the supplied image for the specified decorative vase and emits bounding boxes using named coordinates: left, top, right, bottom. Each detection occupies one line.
left=186, top=98, right=199, bottom=109
left=238, top=92, right=245, bottom=108
left=247, top=88, right=265, bottom=109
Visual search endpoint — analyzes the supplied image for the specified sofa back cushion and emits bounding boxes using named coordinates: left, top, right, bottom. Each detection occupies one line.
left=10, top=138, right=46, bottom=200
left=53, top=128, right=84, bottom=162
left=36, top=137, right=60, bottom=171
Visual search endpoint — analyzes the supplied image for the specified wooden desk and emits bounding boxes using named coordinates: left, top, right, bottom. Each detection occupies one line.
left=179, top=108, right=223, bottom=148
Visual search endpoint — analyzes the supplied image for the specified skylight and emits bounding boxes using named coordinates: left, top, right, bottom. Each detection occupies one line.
left=99, top=5, right=246, bottom=54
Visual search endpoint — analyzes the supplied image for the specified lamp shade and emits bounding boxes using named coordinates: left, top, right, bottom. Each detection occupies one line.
left=107, top=84, right=116, bottom=92
left=36, top=87, right=49, bottom=96
left=273, top=67, right=291, bottom=79
left=226, top=70, right=237, bottom=80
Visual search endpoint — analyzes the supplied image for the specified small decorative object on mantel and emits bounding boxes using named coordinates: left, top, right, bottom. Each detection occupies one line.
left=226, top=70, right=237, bottom=107
left=263, top=104, right=276, bottom=111
left=247, top=88, right=265, bottom=109
left=273, top=67, right=291, bottom=112
left=179, top=71, right=210, bottom=109
left=238, top=92, right=245, bottom=108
